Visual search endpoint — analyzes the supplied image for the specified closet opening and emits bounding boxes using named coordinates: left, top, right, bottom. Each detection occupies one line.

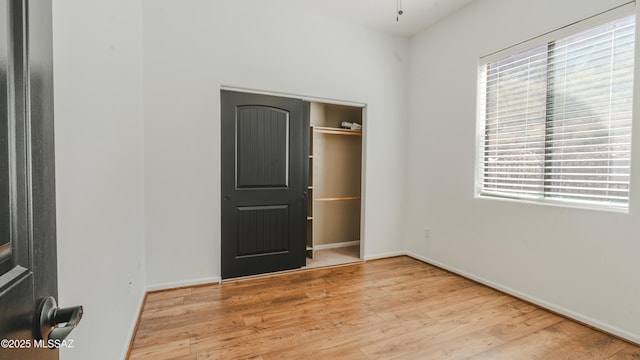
left=304, top=101, right=364, bottom=269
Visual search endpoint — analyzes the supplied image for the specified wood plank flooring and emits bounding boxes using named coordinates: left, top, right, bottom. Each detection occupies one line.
left=128, top=256, right=640, bottom=359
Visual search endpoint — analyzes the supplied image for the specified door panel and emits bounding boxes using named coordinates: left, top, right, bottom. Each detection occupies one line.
left=221, top=90, right=309, bottom=279
left=236, top=205, right=289, bottom=257
left=236, top=106, right=289, bottom=188
left=0, top=271, right=35, bottom=360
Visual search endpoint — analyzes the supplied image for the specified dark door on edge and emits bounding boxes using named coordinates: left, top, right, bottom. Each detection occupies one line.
left=0, top=1, right=82, bottom=359
left=221, top=90, right=309, bottom=279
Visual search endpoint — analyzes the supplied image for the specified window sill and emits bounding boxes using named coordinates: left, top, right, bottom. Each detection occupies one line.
left=475, top=192, right=629, bottom=214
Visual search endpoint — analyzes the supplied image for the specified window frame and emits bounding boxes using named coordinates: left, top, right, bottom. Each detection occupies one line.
left=474, top=2, right=637, bottom=213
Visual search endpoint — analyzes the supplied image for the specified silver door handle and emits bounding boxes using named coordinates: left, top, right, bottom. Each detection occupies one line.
left=35, top=296, right=83, bottom=344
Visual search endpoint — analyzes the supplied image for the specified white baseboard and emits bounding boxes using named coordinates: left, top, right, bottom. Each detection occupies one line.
left=364, top=250, right=406, bottom=261
left=120, top=289, right=146, bottom=360
left=405, top=251, right=640, bottom=345
left=314, top=240, right=360, bottom=251
left=146, top=276, right=222, bottom=292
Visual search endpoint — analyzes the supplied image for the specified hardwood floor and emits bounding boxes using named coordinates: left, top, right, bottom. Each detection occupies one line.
left=128, top=256, right=640, bottom=359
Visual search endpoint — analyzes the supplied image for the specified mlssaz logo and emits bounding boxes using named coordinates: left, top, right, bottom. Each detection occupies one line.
left=34, top=339, right=75, bottom=349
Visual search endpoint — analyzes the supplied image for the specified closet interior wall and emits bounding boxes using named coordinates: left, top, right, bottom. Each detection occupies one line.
left=307, top=102, right=363, bottom=259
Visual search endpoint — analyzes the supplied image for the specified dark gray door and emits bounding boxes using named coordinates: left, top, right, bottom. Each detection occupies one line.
left=1, top=1, right=81, bottom=359
left=221, top=90, right=309, bottom=279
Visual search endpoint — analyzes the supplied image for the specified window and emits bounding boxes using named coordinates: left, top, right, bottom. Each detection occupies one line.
left=477, top=5, right=636, bottom=211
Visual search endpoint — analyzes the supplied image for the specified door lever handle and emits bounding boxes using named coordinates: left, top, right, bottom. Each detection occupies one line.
left=35, top=296, right=83, bottom=343
left=49, top=305, right=83, bottom=341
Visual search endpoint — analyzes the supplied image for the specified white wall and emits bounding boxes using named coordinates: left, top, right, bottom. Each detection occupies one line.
left=406, top=0, right=640, bottom=343
left=53, top=0, right=145, bottom=359
left=143, top=0, right=409, bottom=288
left=48, top=0, right=640, bottom=357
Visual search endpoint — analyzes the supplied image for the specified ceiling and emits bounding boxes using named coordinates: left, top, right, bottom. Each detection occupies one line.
left=270, top=0, right=475, bottom=37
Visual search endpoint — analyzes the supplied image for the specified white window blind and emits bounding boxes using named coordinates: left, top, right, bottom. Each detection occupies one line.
left=478, top=7, right=636, bottom=210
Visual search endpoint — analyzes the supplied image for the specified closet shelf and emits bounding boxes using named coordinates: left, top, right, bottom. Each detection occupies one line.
left=314, top=196, right=361, bottom=202
left=313, top=126, right=362, bottom=136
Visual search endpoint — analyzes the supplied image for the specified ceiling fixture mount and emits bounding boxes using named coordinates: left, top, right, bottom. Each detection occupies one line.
left=396, top=0, right=404, bottom=22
